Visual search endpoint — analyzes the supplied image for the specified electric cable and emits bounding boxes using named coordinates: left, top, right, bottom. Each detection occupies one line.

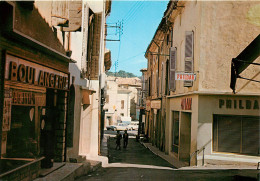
left=124, top=1, right=145, bottom=23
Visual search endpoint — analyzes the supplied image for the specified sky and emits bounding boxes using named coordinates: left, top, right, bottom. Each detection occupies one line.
left=106, top=0, right=169, bottom=76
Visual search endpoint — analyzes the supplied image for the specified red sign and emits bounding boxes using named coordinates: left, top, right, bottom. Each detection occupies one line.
left=175, top=73, right=196, bottom=81
left=181, top=98, right=192, bottom=110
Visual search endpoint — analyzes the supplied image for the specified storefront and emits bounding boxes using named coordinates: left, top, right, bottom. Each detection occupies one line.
left=0, top=2, right=71, bottom=180
left=150, top=99, right=161, bottom=146
left=1, top=53, right=70, bottom=178
left=166, top=94, right=260, bottom=167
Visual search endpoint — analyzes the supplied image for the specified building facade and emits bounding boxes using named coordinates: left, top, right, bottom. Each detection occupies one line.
left=0, top=1, right=111, bottom=180
left=0, top=1, right=73, bottom=180
left=145, top=0, right=260, bottom=167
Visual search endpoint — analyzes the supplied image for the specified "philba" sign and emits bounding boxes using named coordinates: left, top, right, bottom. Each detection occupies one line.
left=219, top=99, right=259, bottom=110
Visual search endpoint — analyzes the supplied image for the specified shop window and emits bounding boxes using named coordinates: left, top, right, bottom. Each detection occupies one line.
left=172, top=111, right=179, bottom=154
left=7, top=106, right=37, bottom=158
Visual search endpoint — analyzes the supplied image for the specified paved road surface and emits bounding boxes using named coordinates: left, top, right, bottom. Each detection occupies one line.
left=77, top=136, right=258, bottom=181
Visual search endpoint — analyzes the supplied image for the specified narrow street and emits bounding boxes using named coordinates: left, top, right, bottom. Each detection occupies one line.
left=76, top=134, right=258, bottom=181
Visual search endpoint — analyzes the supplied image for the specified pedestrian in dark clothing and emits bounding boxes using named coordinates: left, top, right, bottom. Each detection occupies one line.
left=123, top=130, right=129, bottom=149
left=115, top=131, right=122, bottom=150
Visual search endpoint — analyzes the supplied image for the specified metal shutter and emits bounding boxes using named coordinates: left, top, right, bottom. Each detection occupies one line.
left=217, top=116, right=241, bottom=153
left=242, top=116, right=260, bottom=155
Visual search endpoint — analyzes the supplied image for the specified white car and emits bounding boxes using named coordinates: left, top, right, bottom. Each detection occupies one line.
left=114, top=123, right=128, bottom=131
left=127, top=122, right=139, bottom=130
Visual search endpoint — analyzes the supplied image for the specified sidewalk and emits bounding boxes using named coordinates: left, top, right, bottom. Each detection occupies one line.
left=141, top=141, right=260, bottom=170
left=34, top=160, right=102, bottom=181
left=33, top=135, right=111, bottom=181
left=141, top=142, right=187, bottom=168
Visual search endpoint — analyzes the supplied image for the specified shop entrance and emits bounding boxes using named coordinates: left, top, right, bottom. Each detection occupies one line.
left=40, top=89, right=57, bottom=168
left=213, top=115, right=260, bottom=156
left=179, top=112, right=191, bottom=162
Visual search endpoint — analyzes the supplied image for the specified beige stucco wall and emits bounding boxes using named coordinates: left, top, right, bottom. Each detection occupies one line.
left=170, top=1, right=201, bottom=95
left=197, top=94, right=260, bottom=161
left=199, top=1, right=260, bottom=93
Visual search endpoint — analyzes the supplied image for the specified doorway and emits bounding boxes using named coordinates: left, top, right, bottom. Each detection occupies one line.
left=179, top=112, right=191, bottom=162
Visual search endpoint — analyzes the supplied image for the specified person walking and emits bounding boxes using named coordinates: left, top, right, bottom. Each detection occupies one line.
left=123, top=130, right=129, bottom=149
left=115, top=131, right=122, bottom=150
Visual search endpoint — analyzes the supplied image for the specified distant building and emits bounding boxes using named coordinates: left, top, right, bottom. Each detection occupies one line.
left=104, top=76, right=141, bottom=126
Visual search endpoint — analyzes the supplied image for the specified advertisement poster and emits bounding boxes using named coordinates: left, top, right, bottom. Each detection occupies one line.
left=2, top=89, right=12, bottom=131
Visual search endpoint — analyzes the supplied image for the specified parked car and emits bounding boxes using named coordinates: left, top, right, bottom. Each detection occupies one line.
left=114, top=123, right=128, bottom=131
left=127, top=121, right=139, bottom=130
left=106, top=125, right=116, bottom=131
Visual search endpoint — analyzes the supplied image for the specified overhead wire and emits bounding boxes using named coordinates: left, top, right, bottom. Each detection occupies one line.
left=124, top=1, right=145, bottom=23
left=123, top=1, right=142, bottom=21
left=127, top=1, right=151, bottom=24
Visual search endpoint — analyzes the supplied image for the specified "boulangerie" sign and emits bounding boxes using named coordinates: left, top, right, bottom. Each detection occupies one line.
left=5, top=54, right=69, bottom=90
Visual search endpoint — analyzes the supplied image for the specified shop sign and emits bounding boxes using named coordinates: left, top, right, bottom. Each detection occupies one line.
left=151, top=100, right=161, bottom=109
left=3, top=89, right=12, bottom=131
left=12, top=90, right=35, bottom=106
left=181, top=98, right=192, bottom=110
left=219, top=99, right=259, bottom=110
left=146, top=100, right=151, bottom=111
left=5, top=54, right=69, bottom=90
left=175, top=73, right=196, bottom=81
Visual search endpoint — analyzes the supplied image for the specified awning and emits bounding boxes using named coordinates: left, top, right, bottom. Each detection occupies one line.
left=230, top=34, right=260, bottom=93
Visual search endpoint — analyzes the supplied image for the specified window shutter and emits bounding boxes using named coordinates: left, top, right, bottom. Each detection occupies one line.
left=184, top=31, right=194, bottom=87
left=87, top=13, right=102, bottom=80
left=121, top=100, right=124, bottom=109
left=62, top=1, right=82, bottom=31
left=169, top=47, right=176, bottom=91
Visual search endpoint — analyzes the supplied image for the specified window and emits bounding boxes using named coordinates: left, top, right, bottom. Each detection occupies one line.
left=169, top=47, right=176, bottom=91
left=184, top=31, right=194, bottom=87
left=172, top=111, right=179, bottom=154
left=121, top=100, right=124, bottom=109
left=121, top=113, right=124, bottom=116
